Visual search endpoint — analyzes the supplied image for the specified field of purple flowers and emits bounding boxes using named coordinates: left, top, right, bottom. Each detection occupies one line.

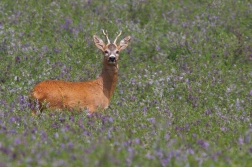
left=0, top=0, right=252, bottom=166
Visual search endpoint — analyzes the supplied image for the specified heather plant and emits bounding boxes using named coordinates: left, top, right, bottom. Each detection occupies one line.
left=0, top=0, right=252, bottom=166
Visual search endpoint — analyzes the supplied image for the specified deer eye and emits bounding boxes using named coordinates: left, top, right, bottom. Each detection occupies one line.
left=116, top=51, right=119, bottom=54
left=104, top=51, right=109, bottom=54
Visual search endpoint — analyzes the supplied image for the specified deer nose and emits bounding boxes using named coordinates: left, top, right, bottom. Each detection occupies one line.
left=109, top=56, right=116, bottom=62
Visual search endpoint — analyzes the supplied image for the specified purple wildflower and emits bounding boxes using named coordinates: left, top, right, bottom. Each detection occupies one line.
left=197, top=140, right=209, bottom=149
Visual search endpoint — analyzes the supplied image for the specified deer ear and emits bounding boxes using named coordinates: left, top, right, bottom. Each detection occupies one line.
left=118, top=36, right=131, bottom=51
left=93, top=35, right=105, bottom=50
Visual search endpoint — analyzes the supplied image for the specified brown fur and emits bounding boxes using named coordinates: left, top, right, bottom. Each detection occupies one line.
left=30, top=32, right=131, bottom=115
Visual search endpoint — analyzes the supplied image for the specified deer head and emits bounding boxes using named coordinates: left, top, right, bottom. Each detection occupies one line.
left=93, top=30, right=131, bottom=66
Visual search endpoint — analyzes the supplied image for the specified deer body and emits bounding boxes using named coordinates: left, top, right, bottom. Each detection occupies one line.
left=30, top=30, right=130, bottom=114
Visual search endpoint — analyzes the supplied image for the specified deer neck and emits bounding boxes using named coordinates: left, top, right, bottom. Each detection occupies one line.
left=98, top=63, right=118, bottom=100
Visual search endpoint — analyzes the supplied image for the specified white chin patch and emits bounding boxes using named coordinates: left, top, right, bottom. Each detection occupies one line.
left=108, top=61, right=116, bottom=64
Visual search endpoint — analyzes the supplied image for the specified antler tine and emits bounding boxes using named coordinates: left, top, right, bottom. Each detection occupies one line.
left=113, top=30, right=122, bottom=44
left=102, top=29, right=110, bottom=44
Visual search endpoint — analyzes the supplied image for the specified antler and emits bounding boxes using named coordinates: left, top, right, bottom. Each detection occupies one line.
left=113, top=30, right=122, bottom=44
left=102, top=29, right=110, bottom=44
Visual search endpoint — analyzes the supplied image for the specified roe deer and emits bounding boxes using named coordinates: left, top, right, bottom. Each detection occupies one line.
left=30, top=30, right=131, bottom=115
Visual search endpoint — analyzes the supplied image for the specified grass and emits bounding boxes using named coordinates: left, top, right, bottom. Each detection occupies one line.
left=0, top=0, right=252, bottom=166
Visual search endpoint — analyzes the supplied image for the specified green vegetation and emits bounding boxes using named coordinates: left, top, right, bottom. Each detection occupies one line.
left=0, top=0, right=251, bottom=166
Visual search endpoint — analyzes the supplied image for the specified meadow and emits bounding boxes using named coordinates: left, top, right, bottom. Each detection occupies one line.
left=0, top=0, right=252, bottom=166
